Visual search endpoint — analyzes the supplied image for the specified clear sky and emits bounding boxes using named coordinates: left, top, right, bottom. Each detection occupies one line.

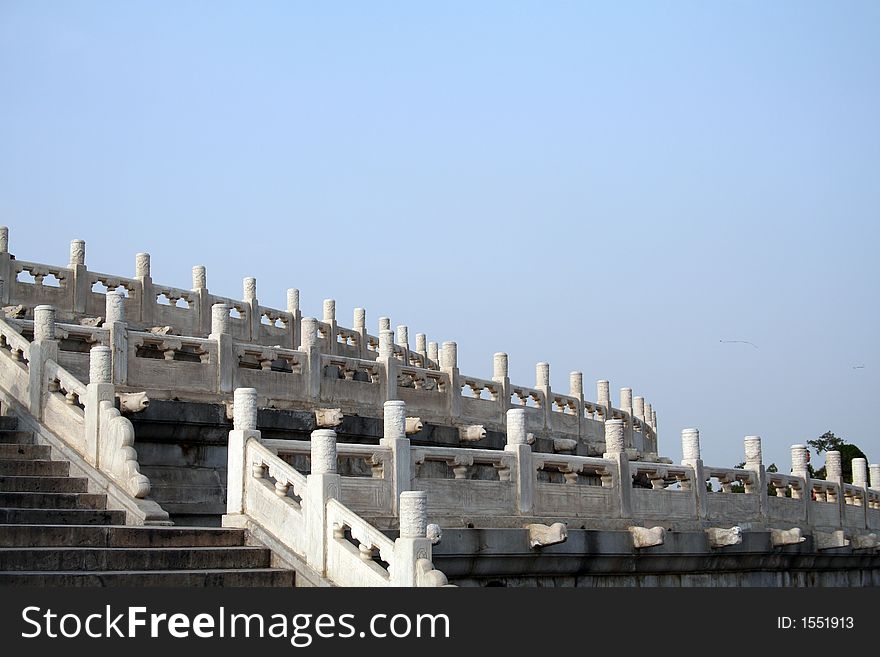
left=1, top=1, right=878, bottom=473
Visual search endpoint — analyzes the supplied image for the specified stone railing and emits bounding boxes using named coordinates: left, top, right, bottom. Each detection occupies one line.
left=7, top=310, right=656, bottom=455
left=0, top=228, right=658, bottom=455
left=223, top=388, right=448, bottom=587
left=0, top=309, right=167, bottom=524
left=261, top=438, right=394, bottom=517
left=255, top=403, right=880, bottom=544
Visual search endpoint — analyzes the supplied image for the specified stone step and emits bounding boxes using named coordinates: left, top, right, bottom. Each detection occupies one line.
left=0, top=568, right=296, bottom=587
left=0, top=417, right=19, bottom=431
left=0, top=476, right=89, bottom=493
left=0, top=546, right=272, bottom=571
left=0, top=491, right=107, bottom=510
left=0, top=524, right=248, bottom=548
left=0, top=508, right=126, bottom=525
left=0, top=460, right=69, bottom=476
left=0, top=431, right=35, bottom=445
left=0, top=444, right=51, bottom=460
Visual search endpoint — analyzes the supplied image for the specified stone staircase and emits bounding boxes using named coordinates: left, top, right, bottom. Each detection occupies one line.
left=0, top=415, right=296, bottom=586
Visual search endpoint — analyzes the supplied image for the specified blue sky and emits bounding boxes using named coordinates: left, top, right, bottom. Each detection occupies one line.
left=2, top=1, right=878, bottom=472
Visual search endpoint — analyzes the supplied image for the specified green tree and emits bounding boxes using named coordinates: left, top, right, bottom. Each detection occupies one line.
left=806, top=431, right=866, bottom=484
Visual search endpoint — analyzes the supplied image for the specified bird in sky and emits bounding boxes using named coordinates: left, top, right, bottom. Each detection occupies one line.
left=719, top=339, right=759, bottom=349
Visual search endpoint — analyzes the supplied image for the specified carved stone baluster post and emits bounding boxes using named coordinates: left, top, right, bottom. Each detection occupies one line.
left=505, top=408, right=534, bottom=514
left=0, top=226, right=10, bottom=304
left=427, top=341, right=439, bottom=368
left=396, top=325, right=410, bottom=365
left=440, top=341, right=460, bottom=421
left=380, top=400, right=411, bottom=515
left=631, top=397, right=650, bottom=452
left=643, top=401, right=655, bottom=453
left=286, top=288, right=301, bottom=351
left=492, top=352, right=511, bottom=425
left=323, top=299, right=337, bottom=355
left=634, top=395, right=645, bottom=428
left=415, top=333, right=427, bottom=360
left=68, top=239, right=88, bottom=316
left=353, top=307, right=367, bottom=359
left=824, top=450, right=845, bottom=530
left=620, top=387, right=634, bottom=450
left=870, top=464, right=880, bottom=491
left=825, top=450, right=842, bottom=484
left=597, top=379, right=610, bottom=423
left=852, top=458, right=868, bottom=490
left=103, top=291, right=128, bottom=386
left=603, top=418, right=631, bottom=518
left=392, top=491, right=436, bottom=587
left=84, top=345, right=114, bottom=466
left=377, top=329, right=397, bottom=404
left=570, top=371, right=584, bottom=444
left=134, top=252, right=152, bottom=326
left=535, top=362, right=551, bottom=430
left=744, top=435, right=769, bottom=525
left=681, top=428, right=707, bottom=520
left=851, top=457, right=869, bottom=528
left=243, top=277, right=259, bottom=343
left=306, top=428, right=341, bottom=575
left=210, top=303, right=233, bottom=393
left=790, top=444, right=811, bottom=525
left=191, top=265, right=211, bottom=337
left=29, top=305, right=59, bottom=416
left=222, top=388, right=261, bottom=528
left=301, top=316, right=321, bottom=402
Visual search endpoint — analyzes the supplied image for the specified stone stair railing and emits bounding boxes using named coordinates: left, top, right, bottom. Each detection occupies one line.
left=0, top=307, right=167, bottom=524
left=0, top=228, right=657, bottom=454
left=222, top=388, right=448, bottom=587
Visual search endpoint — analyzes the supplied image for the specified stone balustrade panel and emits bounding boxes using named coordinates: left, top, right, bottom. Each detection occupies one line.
left=319, top=355, right=383, bottom=409
left=533, top=454, right=618, bottom=518
left=128, top=331, right=218, bottom=394
left=261, top=439, right=393, bottom=516
left=411, top=446, right=517, bottom=516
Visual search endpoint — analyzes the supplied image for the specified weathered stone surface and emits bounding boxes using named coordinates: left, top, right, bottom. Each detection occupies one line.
left=770, top=527, right=805, bottom=546
left=814, top=530, right=849, bottom=550
left=426, top=523, right=442, bottom=545
left=79, top=316, right=103, bottom=327
left=2, top=305, right=26, bottom=319
left=405, top=417, right=423, bottom=435
left=706, top=526, right=743, bottom=548
left=315, top=408, right=343, bottom=428
left=118, top=392, right=150, bottom=413
left=851, top=533, right=879, bottom=550
left=148, top=326, right=175, bottom=335
left=459, top=425, right=486, bottom=442
left=553, top=438, right=577, bottom=453
left=525, top=522, right=567, bottom=548
left=629, top=526, right=666, bottom=548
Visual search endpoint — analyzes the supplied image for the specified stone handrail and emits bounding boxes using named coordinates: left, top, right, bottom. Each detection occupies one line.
left=0, top=317, right=31, bottom=360
left=533, top=453, right=615, bottom=482
left=0, top=231, right=657, bottom=457
left=261, top=438, right=394, bottom=516
left=704, top=465, right=759, bottom=492
left=224, top=389, right=448, bottom=587
left=767, top=472, right=806, bottom=498
left=0, top=312, right=166, bottom=522
left=325, top=498, right=396, bottom=586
